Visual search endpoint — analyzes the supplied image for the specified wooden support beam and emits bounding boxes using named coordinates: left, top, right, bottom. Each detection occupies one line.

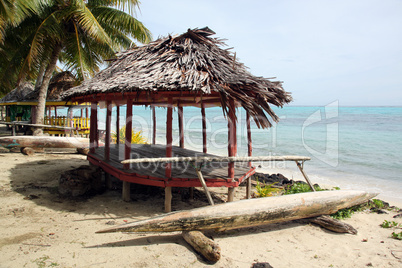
left=227, top=99, right=236, bottom=179
left=122, top=181, right=131, bottom=202
left=165, top=186, right=172, bottom=213
left=201, top=102, right=207, bottom=153
left=90, top=102, right=97, bottom=153
left=124, top=99, right=133, bottom=170
left=246, top=111, right=252, bottom=199
left=152, top=106, right=156, bottom=145
left=296, top=161, right=316, bottom=191
left=227, top=187, right=235, bottom=202
left=178, top=104, right=184, bottom=148
left=195, top=167, right=214, bottom=206
left=165, top=98, right=173, bottom=179
left=116, top=105, right=120, bottom=144
left=105, top=101, right=112, bottom=160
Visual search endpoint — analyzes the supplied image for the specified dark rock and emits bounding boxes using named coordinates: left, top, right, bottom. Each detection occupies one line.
left=59, top=165, right=104, bottom=197
left=370, top=208, right=388, bottom=214
left=252, top=262, right=273, bottom=268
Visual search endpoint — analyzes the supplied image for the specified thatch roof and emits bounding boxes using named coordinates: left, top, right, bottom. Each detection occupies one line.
left=26, top=71, right=76, bottom=101
left=62, top=27, right=292, bottom=128
left=0, top=81, right=34, bottom=103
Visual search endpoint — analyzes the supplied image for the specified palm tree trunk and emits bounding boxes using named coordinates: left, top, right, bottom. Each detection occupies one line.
left=35, top=64, right=46, bottom=90
left=33, top=43, right=62, bottom=136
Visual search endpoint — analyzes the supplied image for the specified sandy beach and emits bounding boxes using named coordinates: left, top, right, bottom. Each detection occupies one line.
left=0, top=146, right=401, bottom=268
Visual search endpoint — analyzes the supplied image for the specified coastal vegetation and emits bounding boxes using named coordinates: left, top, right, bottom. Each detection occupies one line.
left=112, top=126, right=147, bottom=144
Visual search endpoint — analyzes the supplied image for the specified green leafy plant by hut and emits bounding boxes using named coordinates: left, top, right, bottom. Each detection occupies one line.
left=254, top=180, right=281, bottom=198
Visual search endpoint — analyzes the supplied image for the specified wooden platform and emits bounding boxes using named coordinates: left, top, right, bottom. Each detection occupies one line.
left=88, top=144, right=256, bottom=188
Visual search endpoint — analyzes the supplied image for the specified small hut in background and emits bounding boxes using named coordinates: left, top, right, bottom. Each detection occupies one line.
left=62, top=27, right=292, bottom=212
left=0, top=81, right=34, bottom=122
left=0, top=71, right=90, bottom=136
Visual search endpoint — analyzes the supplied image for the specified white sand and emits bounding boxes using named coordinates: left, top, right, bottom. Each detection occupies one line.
left=0, top=151, right=401, bottom=268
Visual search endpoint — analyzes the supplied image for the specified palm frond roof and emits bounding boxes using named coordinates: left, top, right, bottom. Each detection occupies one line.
left=62, top=27, right=292, bottom=128
left=0, top=82, right=34, bottom=103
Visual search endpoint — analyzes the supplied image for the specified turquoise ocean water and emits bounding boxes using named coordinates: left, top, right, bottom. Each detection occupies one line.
left=91, top=105, right=402, bottom=202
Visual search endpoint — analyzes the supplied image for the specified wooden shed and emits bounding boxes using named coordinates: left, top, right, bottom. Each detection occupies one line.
left=62, top=27, right=292, bottom=212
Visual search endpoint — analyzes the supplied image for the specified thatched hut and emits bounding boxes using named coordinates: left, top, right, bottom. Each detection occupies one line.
left=62, top=27, right=292, bottom=211
left=0, top=82, right=34, bottom=122
left=0, top=71, right=90, bottom=136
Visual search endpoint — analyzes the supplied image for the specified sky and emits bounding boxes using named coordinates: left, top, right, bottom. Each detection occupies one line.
left=135, top=0, right=402, bottom=106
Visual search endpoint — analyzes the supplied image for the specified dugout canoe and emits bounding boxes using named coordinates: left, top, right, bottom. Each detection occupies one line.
left=96, top=190, right=377, bottom=233
left=0, top=136, right=91, bottom=149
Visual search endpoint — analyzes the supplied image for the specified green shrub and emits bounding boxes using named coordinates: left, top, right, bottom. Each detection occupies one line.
left=392, top=231, right=402, bottom=240
left=284, top=182, right=323, bottom=195
left=255, top=180, right=281, bottom=198
left=381, top=220, right=400, bottom=228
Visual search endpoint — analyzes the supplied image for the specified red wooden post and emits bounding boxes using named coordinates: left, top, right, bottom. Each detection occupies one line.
left=178, top=103, right=184, bottom=148
left=90, top=102, right=97, bottom=153
left=246, top=111, right=252, bottom=166
left=228, top=99, right=237, bottom=179
left=246, top=110, right=252, bottom=199
left=85, top=107, right=89, bottom=118
left=152, top=106, right=156, bottom=145
left=124, top=99, right=133, bottom=170
left=201, top=102, right=207, bottom=153
left=54, top=106, right=57, bottom=118
left=80, top=108, right=83, bottom=118
left=165, top=98, right=173, bottom=179
left=105, top=101, right=112, bottom=160
left=116, top=105, right=120, bottom=144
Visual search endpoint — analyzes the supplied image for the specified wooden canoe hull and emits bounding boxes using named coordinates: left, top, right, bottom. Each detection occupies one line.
left=96, top=190, right=377, bottom=233
left=0, top=136, right=90, bottom=149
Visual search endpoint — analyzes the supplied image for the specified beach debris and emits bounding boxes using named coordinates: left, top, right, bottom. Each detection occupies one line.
left=182, top=231, right=221, bottom=263
left=21, top=147, right=35, bottom=156
left=58, top=165, right=103, bottom=197
left=251, top=262, right=274, bottom=268
left=96, top=190, right=377, bottom=234
left=309, top=215, right=358, bottom=234
left=77, top=148, right=89, bottom=155
left=23, top=194, right=39, bottom=200
left=393, top=213, right=402, bottom=218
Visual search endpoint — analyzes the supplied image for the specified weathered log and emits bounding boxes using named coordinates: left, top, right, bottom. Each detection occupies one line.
left=309, top=215, right=357, bottom=234
left=182, top=231, right=221, bottom=263
left=0, top=136, right=91, bottom=149
left=77, top=148, right=89, bottom=155
left=21, top=147, right=35, bottom=156
left=96, top=190, right=377, bottom=233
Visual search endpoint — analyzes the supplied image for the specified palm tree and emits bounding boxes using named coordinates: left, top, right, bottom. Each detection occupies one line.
left=0, top=0, right=152, bottom=135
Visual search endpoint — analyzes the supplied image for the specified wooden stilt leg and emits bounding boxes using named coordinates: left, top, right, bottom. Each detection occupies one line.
left=165, top=187, right=172, bottom=213
left=122, top=181, right=131, bottom=201
left=295, top=161, right=316, bottom=192
left=189, top=187, right=194, bottom=200
left=105, top=173, right=112, bottom=189
left=227, top=187, right=235, bottom=202
left=246, top=177, right=252, bottom=199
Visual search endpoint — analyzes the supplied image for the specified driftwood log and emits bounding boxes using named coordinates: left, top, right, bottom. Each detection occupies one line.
left=96, top=190, right=377, bottom=233
left=0, top=136, right=91, bottom=149
left=182, top=231, right=221, bottom=263
left=309, top=215, right=357, bottom=234
left=21, top=147, right=35, bottom=156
